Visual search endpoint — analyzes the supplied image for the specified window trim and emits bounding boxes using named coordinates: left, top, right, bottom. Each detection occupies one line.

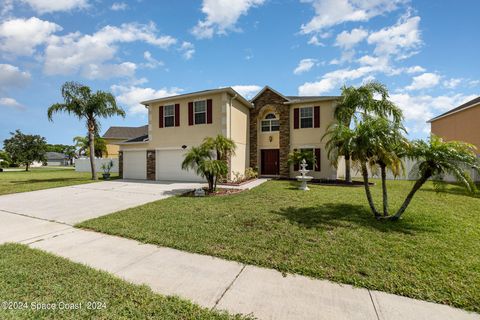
left=299, top=107, right=313, bottom=129
left=193, top=100, right=207, bottom=125
left=261, top=113, right=280, bottom=133
left=163, top=104, right=175, bottom=128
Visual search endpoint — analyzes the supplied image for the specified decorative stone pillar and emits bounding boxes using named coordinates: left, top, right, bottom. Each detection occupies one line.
left=146, top=150, right=156, bottom=180
left=118, top=151, right=123, bottom=179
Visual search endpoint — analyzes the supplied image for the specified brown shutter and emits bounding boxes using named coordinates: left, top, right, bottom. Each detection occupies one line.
left=293, top=148, right=299, bottom=171
left=315, top=148, right=321, bottom=172
left=207, top=99, right=213, bottom=124
left=159, top=106, right=164, bottom=128
left=293, top=108, right=299, bottom=129
left=188, top=102, right=193, bottom=125
left=175, top=103, right=180, bottom=127
left=314, top=106, right=320, bottom=128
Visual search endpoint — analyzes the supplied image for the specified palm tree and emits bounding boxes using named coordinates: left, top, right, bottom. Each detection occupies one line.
left=323, top=122, right=355, bottom=180
left=390, top=135, right=479, bottom=220
left=334, top=81, right=403, bottom=183
left=73, top=135, right=108, bottom=158
left=48, top=82, right=125, bottom=180
left=181, top=135, right=236, bottom=192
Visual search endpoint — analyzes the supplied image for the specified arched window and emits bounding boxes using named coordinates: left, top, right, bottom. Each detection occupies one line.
left=261, top=113, right=280, bottom=132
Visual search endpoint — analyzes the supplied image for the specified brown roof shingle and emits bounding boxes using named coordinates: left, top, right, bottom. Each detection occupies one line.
left=102, top=125, right=148, bottom=140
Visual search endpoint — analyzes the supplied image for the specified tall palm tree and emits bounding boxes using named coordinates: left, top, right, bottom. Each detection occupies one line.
left=48, top=82, right=125, bottom=180
left=334, top=81, right=403, bottom=183
left=73, top=135, right=108, bottom=158
left=390, top=135, right=479, bottom=220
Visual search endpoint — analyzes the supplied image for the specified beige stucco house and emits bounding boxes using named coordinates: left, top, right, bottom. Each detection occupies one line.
left=428, top=96, right=480, bottom=154
left=118, top=86, right=340, bottom=182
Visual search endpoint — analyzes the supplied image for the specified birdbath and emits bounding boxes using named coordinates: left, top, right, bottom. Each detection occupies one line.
left=296, top=159, right=313, bottom=191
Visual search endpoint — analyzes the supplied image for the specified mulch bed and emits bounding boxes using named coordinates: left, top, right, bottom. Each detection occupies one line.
left=219, top=178, right=257, bottom=186
left=182, top=188, right=244, bottom=197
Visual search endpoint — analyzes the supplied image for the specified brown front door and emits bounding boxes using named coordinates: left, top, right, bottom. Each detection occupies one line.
left=261, top=149, right=279, bottom=175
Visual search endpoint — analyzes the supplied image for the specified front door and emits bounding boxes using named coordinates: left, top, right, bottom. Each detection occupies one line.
left=261, top=149, right=279, bottom=175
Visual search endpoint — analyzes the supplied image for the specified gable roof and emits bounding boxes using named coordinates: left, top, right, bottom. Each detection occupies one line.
left=250, top=85, right=340, bottom=104
left=102, top=125, right=148, bottom=140
left=140, top=87, right=253, bottom=109
left=428, top=96, right=480, bottom=123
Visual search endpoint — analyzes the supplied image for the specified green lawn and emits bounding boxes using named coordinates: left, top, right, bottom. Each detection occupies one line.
left=0, top=167, right=115, bottom=195
left=78, top=180, right=480, bottom=313
left=0, top=243, right=249, bottom=320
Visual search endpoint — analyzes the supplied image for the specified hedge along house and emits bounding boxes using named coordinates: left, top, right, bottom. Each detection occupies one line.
left=118, top=86, right=340, bottom=182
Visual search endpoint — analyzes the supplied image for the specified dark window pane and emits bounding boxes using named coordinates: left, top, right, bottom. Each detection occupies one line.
left=301, top=118, right=313, bottom=128
left=164, top=116, right=174, bottom=127
left=195, top=112, right=206, bottom=124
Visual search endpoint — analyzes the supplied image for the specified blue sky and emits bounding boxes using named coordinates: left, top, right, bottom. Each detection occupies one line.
left=1, top=0, right=479, bottom=145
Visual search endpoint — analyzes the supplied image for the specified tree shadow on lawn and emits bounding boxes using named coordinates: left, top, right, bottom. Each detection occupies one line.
left=9, top=178, right=84, bottom=184
left=273, top=203, right=437, bottom=235
left=419, top=184, right=480, bottom=199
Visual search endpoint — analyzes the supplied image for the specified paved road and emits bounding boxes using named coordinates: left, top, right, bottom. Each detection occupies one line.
left=0, top=180, right=478, bottom=320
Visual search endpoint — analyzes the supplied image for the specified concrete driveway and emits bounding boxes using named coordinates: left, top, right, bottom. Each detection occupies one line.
left=0, top=180, right=203, bottom=225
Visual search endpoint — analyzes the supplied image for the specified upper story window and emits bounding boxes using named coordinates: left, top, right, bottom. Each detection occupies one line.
left=300, top=107, right=313, bottom=128
left=261, top=113, right=280, bottom=132
left=194, top=100, right=206, bottom=125
left=164, top=104, right=175, bottom=127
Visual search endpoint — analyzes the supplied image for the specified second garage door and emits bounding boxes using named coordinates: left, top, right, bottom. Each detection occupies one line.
left=156, top=149, right=204, bottom=182
left=123, top=150, right=147, bottom=180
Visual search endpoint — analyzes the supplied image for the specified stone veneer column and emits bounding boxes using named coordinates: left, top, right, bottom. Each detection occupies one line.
left=250, top=88, right=290, bottom=178
left=118, top=151, right=123, bottom=179
left=146, top=150, right=156, bottom=180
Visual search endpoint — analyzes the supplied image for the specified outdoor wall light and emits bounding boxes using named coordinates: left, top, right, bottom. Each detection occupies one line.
left=181, top=145, right=187, bottom=149
left=269, top=136, right=273, bottom=142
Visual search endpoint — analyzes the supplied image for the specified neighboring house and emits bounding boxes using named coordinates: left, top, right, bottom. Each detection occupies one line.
left=118, top=86, right=340, bottom=182
left=428, top=96, right=480, bottom=154
left=102, top=125, right=148, bottom=158
left=45, top=152, right=69, bottom=166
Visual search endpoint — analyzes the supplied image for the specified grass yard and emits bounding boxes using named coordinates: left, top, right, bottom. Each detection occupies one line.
left=78, top=180, right=480, bottom=313
left=0, top=243, right=249, bottom=320
left=0, top=167, right=116, bottom=195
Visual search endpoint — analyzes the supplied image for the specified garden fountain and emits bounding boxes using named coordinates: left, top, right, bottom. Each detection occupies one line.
left=296, top=159, right=313, bottom=191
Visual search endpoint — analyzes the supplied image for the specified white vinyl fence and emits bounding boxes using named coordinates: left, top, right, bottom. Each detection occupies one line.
left=75, top=158, right=119, bottom=173
left=337, top=156, right=480, bottom=182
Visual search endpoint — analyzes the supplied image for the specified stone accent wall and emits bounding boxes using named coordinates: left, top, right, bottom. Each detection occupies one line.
left=250, top=89, right=290, bottom=177
left=118, top=151, right=123, bottom=178
left=146, top=150, right=156, bottom=180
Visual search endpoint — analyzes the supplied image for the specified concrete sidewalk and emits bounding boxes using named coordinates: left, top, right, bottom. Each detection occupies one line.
left=1, top=211, right=478, bottom=320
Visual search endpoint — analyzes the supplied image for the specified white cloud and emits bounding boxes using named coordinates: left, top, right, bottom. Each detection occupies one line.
left=405, top=72, right=440, bottom=91
left=405, top=65, right=425, bottom=74
left=21, top=0, right=89, bottom=14
left=0, top=17, right=61, bottom=56
left=443, top=78, right=462, bottom=89
left=0, top=64, right=31, bottom=89
left=192, top=0, right=265, bottom=39
left=179, top=41, right=195, bottom=60
left=111, top=2, right=127, bottom=11
left=0, top=97, right=24, bottom=110
left=1, top=0, right=14, bottom=18
left=230, top=85, right=262, bottom=99
left=300, top=0, right=405, bottom=34
left=142, top=51, right=163, bottom=69
left=294, top=58, right=317, bottom=75
left=391, top=93, right=478, bottom=133
left=307, top=35, right=324, bottom=47
left=111, top=85, right=183, bottom=114
left=367, top=15, right=422, bottom=60
left=44, top=22, right=177, bottom=79
left=335, top=28, right=368, bottom=49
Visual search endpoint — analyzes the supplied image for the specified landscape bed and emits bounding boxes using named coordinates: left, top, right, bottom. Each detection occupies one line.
left=0, top=243, right=249, bottom=320
left=78, top=180, right=480, bottom=313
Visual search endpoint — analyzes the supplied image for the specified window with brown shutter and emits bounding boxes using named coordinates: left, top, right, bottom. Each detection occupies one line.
left=293, top=108, right=299, bottom=129
left=188, top=102, right=193, bottom=126
left=314, top=106, right=320, bottom=128
left=207, top=99, right=212, bottom=124
left=175, top=103, right=180, bottom=127
left=158, top=106, right=164, bottom=128
left=315, top=148, right=321, bottom=171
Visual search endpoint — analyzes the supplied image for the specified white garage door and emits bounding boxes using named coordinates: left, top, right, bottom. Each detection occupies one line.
left=123, top=151, right=146, bottom=180
left=156, top=149, right=204, bottom=182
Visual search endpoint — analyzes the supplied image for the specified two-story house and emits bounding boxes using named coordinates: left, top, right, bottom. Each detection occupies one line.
left=118, top=86, right=340, bottom=182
